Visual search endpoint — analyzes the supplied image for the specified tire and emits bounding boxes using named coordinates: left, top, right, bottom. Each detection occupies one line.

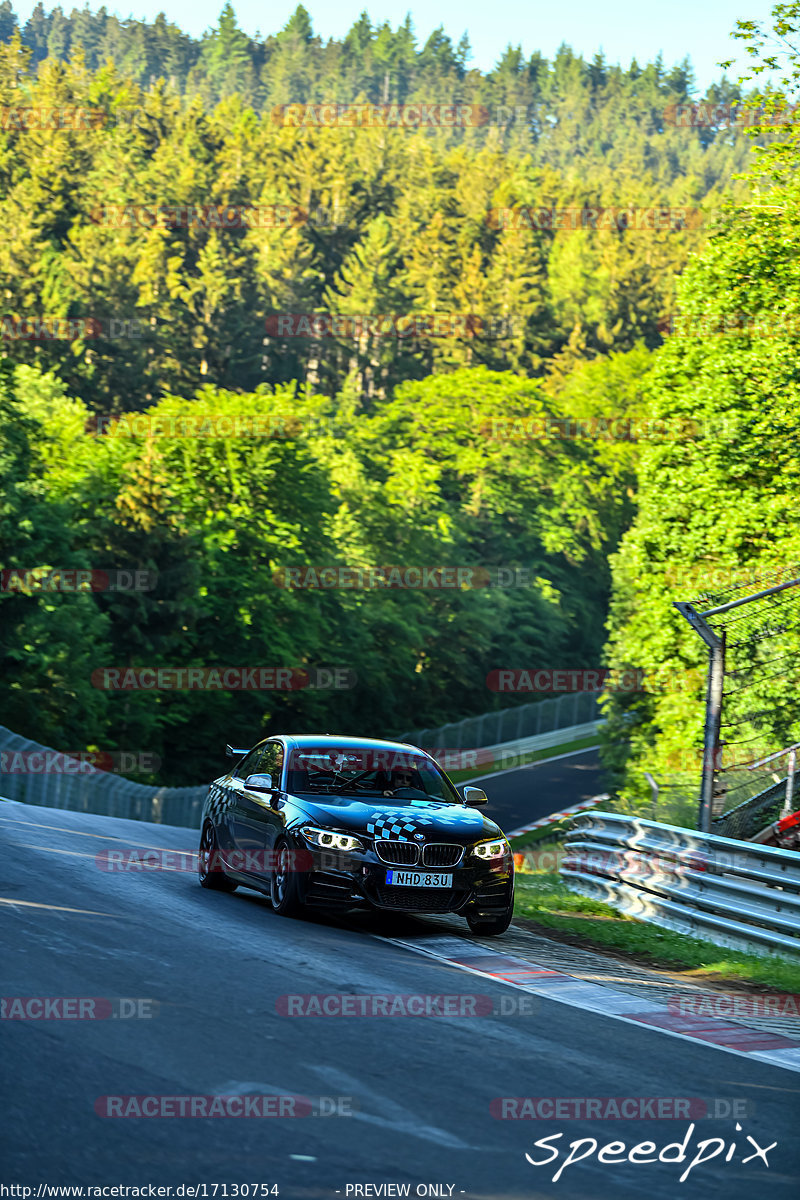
left=466, top=899, right=514, bottom=936
left=466, top=910, right=513, bottom=935
left=270, top=838, right=303, bottom=917
left=198, top=822, right=238, bottom=892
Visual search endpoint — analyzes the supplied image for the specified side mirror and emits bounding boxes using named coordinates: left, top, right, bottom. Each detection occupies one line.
left=463, top=786, right=488, bottom=806
left=244, top=773, right=274, bottom=793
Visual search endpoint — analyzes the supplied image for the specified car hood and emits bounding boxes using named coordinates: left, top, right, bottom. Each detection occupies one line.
left=286, top=794, right=504, bottom=842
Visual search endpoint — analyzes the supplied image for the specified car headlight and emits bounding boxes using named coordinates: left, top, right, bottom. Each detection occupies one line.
left=300, top=825, right=365, bottom=852
left=473, top=837, right=509, bottom=860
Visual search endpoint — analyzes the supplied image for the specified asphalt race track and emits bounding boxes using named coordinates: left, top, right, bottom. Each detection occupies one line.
left=473, top=748, right=604, bottom=833
left=2, top=798, right=799, bottom=1199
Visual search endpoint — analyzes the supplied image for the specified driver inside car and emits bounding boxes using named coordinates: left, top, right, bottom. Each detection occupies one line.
left=383, top=766, right=425, bottom=797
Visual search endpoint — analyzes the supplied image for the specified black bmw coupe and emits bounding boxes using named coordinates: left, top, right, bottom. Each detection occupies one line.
left=198, top=734, right=514, bottom=934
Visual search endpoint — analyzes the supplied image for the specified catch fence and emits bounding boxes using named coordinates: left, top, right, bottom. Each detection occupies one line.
left=676, top=563, right=800, bottom=831
left=0, top=725, right=206, bottom=828
left=400, top=691, right=602, bottom=752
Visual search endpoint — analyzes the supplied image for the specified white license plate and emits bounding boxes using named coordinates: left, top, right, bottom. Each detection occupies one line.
left=385, top=870, right=453, bottom=887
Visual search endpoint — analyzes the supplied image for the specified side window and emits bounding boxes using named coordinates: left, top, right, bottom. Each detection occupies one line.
left=233, top=747, right=262, bottom=781
left=259, top=742, right=284, bottom=788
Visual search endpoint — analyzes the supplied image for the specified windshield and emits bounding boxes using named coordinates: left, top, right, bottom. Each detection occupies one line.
left=286, top=746, right=460, bottom=803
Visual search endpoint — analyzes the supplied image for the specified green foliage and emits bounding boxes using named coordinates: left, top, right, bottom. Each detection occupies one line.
left=0, top=359, right=111, bottom=745
left=0, top=9, right=758, bottom=413
left=2, top=5, right=795, bottom=802
left=601, top=63, right=800, bottom=814
left=0, top=360, right=653, bottom=782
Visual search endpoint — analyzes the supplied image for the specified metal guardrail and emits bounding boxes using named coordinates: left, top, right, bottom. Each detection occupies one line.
left=400, top=690, right=602, bottom=751
left=561, top=810, right=800, bottom=959
left=0, top=725, right=206, bottom=828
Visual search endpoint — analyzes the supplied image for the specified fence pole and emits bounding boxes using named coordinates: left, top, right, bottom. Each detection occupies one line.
left=644, top=772, right=659, bottom=820
left=674, top=602, right=726, bottom=833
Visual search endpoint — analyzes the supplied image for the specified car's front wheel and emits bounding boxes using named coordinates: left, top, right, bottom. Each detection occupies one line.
left=270, top=838, right=303, bottom=916
left=466, top=903, right=513, bottom=936
left=198, top=822, right=238, bottom=892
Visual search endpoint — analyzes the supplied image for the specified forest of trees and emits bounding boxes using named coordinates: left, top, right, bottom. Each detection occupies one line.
left=0, top=5, right=758, bottom=414
left=0, top=2, right=797, bottom=800
left=0, top=3, right=728, bottom=111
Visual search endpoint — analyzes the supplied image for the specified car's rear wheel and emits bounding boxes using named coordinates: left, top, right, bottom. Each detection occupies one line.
left=198, top=822, right=237, bottom=892
left=270, top=838, right=302, bottom=916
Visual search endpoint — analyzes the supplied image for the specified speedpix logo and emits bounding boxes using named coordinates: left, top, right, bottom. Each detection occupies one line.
left=522, top=1121, right=775, bottom=1183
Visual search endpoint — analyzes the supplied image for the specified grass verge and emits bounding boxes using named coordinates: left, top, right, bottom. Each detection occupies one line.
left=513, top=871, right=800, bottom=993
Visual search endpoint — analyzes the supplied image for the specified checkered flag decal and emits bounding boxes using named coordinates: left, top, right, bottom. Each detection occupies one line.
left=366, top=803, right=484, bottom=840
left=367, top=813, right=434, bottom=841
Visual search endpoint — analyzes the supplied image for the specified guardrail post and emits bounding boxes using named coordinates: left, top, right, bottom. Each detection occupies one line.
left=784, top=748, right=797, bottom=817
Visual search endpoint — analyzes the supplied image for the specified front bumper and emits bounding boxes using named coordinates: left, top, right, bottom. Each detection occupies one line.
left=294, top=839, right=514, bottom=916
